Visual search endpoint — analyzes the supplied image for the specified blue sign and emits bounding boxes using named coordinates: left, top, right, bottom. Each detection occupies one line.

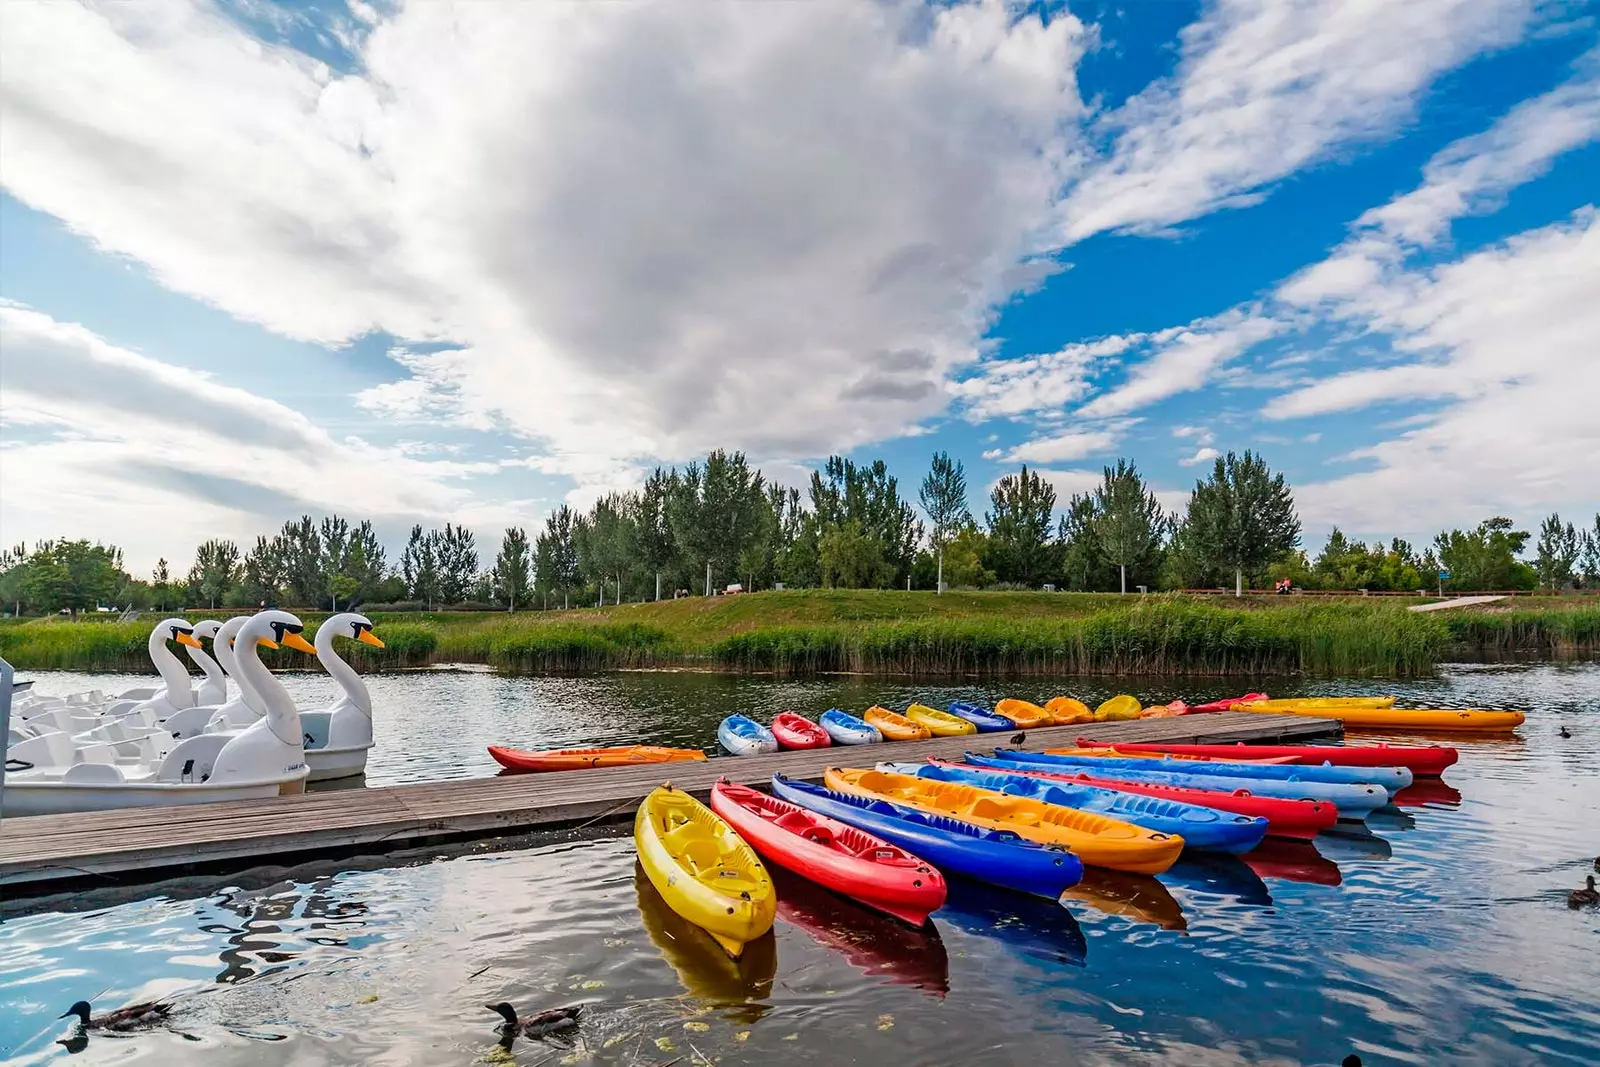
left=1439, top=569, right=1451, bottom=580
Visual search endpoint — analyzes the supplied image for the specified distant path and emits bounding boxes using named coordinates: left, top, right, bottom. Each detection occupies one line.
left=1409, top=595, right=1507, bottom=612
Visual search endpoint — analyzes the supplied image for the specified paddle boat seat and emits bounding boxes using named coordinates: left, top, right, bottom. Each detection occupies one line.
left=7, top=732, right=76, bottom=770
left=156, top=734, right=232, bottom=783
left=61, top=762, right=125, bottom=784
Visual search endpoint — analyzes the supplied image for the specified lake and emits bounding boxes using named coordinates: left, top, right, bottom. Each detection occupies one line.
left=2, top=663, right=1597, bottom=1064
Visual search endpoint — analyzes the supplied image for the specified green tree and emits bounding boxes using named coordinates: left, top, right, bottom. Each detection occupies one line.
left=580, top=493, right=636, bottom=604
left=1058, top=494, right=1112, bottom=591
left=0, top=542, right=31, bottom=616
left=635, top=468, right=681, bottom=601
left=151, top=557, right=173, bottom=611
left=1534, top=513, right=1581, bottom=590
left=535, top=505, right=581, bottom=609
left=941, top=522, right=994, bottom=588
left=808, top=457, right=921, bottom=587
left=1092, top=460, right=1166, bottom=593
left=23, top=540, right=127, bottom=614
left=1183, top=451, right=1301, bottom=596
left=241, top=535, right=286, bottom=607
left=436, top=523, right=478, bottom=604
left=819, top=519, right=891, bottom=589
left=1581, top=514, right=1600, bottom=587
left=1434, top=517, right=1534, bottom=591
left=670, top=450, right=766, bottom=595
left=984, top=466, right=1057, bottom=586
left=400, top=525, right=440, bottom=608
left=919, top=450, right=970, bottom=594
left=493, top=527, right=532, bottom=610
left=187, top=538, right=241, bottom=609
left=274, top=516, right=324, bottom=606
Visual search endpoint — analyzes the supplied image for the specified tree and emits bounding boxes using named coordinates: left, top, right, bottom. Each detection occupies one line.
left=669, top=450, right=766, bottom=595
left=984, top=466, right=1057, bottom=586
left=819, top=520, right=891, bottom=589
left=1434, top=517, right=1535, bottom=591
left=1183, top=451, right=1301, bottom=596
left=1092, top=460, right=1166, bottom=593
left=1581, top=514, right=1600, bottom=588
left=1058, top=495, right=1111, bottom=591
left=493, top=527, right=532, bottom=610
left=536, top=505, right=581, bottom=609
left=579, top=493, right=635, bottom=604
left=274, top=516, right=324, bottom=606
left=919, top=451, right=970, bottom=594
left=151, top=557, right=173, bottom=611
left=0, top=542, right=30, bottom=616
left=436, top=523, right=478, bottom=604
left=808, top=456, right=921, bottom=588
left=401, top=525, right=440, bottom=608
left=635, top=468, right=680, bottom=601
left=1534, top=513, right=1581, bottom=590
left=188, top=539, right=241, bottom=609
left=21, top=540, right=126, bottom=614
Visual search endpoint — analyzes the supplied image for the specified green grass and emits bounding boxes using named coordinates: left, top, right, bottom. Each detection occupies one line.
left=6, top=590, right=1591, bottom=676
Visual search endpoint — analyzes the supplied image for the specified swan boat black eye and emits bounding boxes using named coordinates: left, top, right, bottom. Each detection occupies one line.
left=352, top=621, right=371, bottom=636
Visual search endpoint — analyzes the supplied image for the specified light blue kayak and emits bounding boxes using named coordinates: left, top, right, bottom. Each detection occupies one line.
left=970, top=751, right=1388, bottom=818
left=880, top=762, right=1268, bottom=854
left=1014, top=749, right=1411, bottom=795
left=819, top=708, right=883, bottom=745
left=718, top=714, right=779, bottom=756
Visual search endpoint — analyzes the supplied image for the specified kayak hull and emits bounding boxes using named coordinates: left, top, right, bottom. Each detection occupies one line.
left=1075, top=739, right=1458, bottom=778
left=905, top=705, right=978, bottom=737
left=890, top=762, right=1268, bottom=854
left=1233, top=704, right=1524, bottom=732
left=992, top=698, right=1053, bottom=729
left=634, top=784, right=775, bottom=958
left=771, top=712, right=831, bottom=750
left=488, top=744, right=707, bottom=773
left=819, top=709, right=883, bottom=745
left=770, top=774, right=1083, bottom=899
left=1042, top=747, right=1413, bottom=794
left=864, top=706, right=932, bottom=742
left=718, top=714, right=780, bottom=756
left=945, top=702, right=1014, bottom=732
left=710, top=779, right=944, bottom=926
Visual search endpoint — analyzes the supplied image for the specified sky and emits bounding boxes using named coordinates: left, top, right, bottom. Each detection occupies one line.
left=1, top=0, right=1597, bottom=573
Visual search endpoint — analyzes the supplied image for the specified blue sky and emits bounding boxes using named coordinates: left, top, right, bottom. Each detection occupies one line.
left=1, top=0, right=1597, bottom=571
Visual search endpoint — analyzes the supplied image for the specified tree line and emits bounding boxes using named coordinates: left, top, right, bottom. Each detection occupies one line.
left=3, top=449, right=1597, bottom=616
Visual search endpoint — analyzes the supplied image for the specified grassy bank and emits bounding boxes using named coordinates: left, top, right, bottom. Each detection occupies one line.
left=5, top=590, right=1595, bottom=677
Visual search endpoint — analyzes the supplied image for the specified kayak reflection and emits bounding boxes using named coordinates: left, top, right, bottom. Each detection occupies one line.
left=1315, top=825, right=1393, bottom=862
left=934, top=880, right=1088, bottom=967
left=1392, top=779, right=1463, bottom=808
left=770, top=867, right=949, bottom=998
left=1242, top=839, right=1342, bottom=886
left=1163, top=854, right=1274, bottom=908
left=1062, top=869, right=1187, bottom=932
left=633, top=863, right=776, bottom=1021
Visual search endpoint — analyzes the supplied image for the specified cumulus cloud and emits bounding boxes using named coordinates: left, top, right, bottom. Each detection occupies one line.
left=1075, top=311, right=1284, bottom=418
left=1179, top=446, right=1221, bottom=467
left=1001, top=428, right=1121, bottom=464
left=0, top=0, right=1090, bottom=479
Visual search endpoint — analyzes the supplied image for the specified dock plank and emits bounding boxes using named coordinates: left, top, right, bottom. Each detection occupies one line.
left=0, top=711, right=1337, bottom=892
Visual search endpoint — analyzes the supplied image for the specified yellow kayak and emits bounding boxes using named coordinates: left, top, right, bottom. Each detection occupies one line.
left=1231, top=704, right=1524, bottom=732
left=1094, top=694, right=1143, bottom=722
left=634, top=784, right=776, bottom=958
left=1043, top=696, right=1093, bottom=725
left=994, top=698, right=1054, bottom=729
left=864, top=705, right=933, bottom=741
left=824, top=766, right=1183, bottom=875
left=905, top=704, right=977, bottom=737
left=1235, top=696, right=1395, bottom=710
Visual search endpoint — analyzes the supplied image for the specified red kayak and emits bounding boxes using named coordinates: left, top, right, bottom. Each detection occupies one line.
left=936, top=759, right=1337, bottom=840
left=1185, top=692, right=1269, bottom=713
left=709, top=779, right=945, bottom=926
left=1074, top=738, right=1458, bottom=778
left=771, top=712, right=831, bottom=750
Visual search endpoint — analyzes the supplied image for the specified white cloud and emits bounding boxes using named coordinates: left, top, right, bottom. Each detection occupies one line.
left=952, top=333, right=1139, bottom=421
left=0, top=305, right=507, bottom=569
left=1058, top=0, right=1535, bottom=241
left=0, top=0, right=1090, bottom=480
left=1076, top=311, right=1283, bottom=417
left=1178, top=446, right=1221, bottom=467
left=1002, top=428, right=1120, bottom=464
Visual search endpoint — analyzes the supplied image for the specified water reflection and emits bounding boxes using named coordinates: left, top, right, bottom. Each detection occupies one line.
left=934, top=882, right=1087, bottom=968
left=1393, top=779, right=1464, bottom=807
left=770, top=868, right=949, bottom=997
left=633, top=864, right=776, bottom=1021
left=1315, top=825, right=1394, bottom=863
left=1062, top=869, right=1188, bottom=931
left=1242, top=839, right=1343, bottom=886
left=206, top=879, right=372, bottom=985
left=1165, top=853, right=1274, bottom=908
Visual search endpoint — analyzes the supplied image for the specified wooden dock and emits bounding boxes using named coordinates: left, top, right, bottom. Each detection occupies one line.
left=0, top=711, right=1336, bottom=896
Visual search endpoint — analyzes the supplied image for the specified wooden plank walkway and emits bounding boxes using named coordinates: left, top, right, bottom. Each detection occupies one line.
left=0, top=711, right=1337, bottom=894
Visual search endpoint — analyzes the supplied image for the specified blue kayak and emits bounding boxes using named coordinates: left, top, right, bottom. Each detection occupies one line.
left=1012, top=750, right=1411, bottom=795
left=819, top=708, right=883, bottom=745
left=945, top=702, right=1015, bottom=732
left=970, top=751, right=1388, bottom=818
left=770, top=774, right=1083, bottom=900
left=882, top=761, right=1268, bottom=855
left=718, top=714, right=779, bottom=755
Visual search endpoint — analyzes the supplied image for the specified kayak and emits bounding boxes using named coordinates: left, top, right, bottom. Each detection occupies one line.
left=972, top=751, right=1389, bottom=817
left=992, top=698, right=1053, bottom=729
left=946, top=702, right=1015, bottom=732
left=819, top=709, right=883, bottom=745
left=947, top=758, right=1337, bottom=840
left=634, top=784, right=775, bottom=958
left=1041, top=747, right=1413, bottom=794
left=864, top=706, right=933, bottom=742
left=824, top=766, right=1184, bottom=875
left=1231, top=704, right=1525, bottom=733
left=719, top=714, right=780, bottom=756
left=1187, top=692, right=1270, bottom=712
left=771, top=712, right=831, bottom=750
left=887, top=761, right=1268, bottom=854
left=1073, top=739, right=1459, bottom=778
left=1235, top=696, right=1395, bottom=710
left=709, top=779, right=945, bottom=926
left=905, top=704, right=977, bottom=737
left=1043, top=697, right=1093, bottom=725
left=1093, top=694, right=1142, bottom=722
left=488, top=744, right=707, bottom=773
left=770, top=774, right=1083, bottom=900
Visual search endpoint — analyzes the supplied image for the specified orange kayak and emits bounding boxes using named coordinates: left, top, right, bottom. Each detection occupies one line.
left=864, top=706, right=933, bottom=741
left=488, top=744, right=707, bottom=773
left=1229, top=705, right=1525, bottom=733
left=993, top=698, right=1053, bottom=729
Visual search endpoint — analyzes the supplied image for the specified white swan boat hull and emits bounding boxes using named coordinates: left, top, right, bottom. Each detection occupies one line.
left=305, top=745, right=370, bottom=782
left=1, top=771, right=308, bottom=817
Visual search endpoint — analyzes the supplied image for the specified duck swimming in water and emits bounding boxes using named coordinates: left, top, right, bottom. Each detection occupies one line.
left=1559, top=725, right=1572, bottom=738
left=1569, top=875, right=1599, bottom=909
left=59, top=999, right=172, bottom=1031
left=484, top=1002, right=582, bottom=1038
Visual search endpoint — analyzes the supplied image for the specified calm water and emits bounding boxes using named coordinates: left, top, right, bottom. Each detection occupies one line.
left=2, top=664, right=1598, bottom=1065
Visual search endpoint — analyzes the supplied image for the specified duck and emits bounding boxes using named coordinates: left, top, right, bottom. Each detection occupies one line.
left=1010, top=732, right=1027, bottom=745
left=1569, top=875, right=1599, bottom=909
left=59, top=998, right=172, bottom=1031
left=484, top=1001, right=582, bottom=1038
left=1593, top=856, right=1599, bottom=872
left=1559, top=725, right=1572, bottom=738
left=1342, top=1057, right=1362, bottom=1067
